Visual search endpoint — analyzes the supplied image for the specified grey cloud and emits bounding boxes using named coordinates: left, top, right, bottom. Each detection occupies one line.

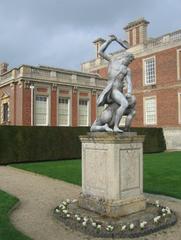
left=0, top=0, right=180, bottom=70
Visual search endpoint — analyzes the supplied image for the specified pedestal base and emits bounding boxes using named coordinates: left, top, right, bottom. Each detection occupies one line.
left=79, top=132, right=146, bottom=218
left=79, top=194, right=146, bottom=217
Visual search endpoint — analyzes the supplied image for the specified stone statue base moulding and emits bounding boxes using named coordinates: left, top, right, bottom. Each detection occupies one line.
left=79, top=132, right=146, bottom=218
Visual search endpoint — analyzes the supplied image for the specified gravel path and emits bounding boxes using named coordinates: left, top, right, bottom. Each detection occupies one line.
left=0, top=166, right=181, bottom=240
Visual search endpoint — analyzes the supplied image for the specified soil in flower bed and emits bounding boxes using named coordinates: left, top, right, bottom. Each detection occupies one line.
left=54, top=200, right=177, bottom=238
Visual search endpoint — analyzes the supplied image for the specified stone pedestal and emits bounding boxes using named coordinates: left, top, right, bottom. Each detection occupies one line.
left=79, top=132, right=146, bottom=218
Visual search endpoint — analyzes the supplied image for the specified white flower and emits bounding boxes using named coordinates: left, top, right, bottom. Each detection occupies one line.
left=97, top=224, right=101, bottom=229
left=129, top=223, right=134, bottom=230
left=76, top=217, right=81, bottom=221
left=66, top=199, right=70, bottom=203
left=61, top=205, right=66, bottom=210
left=83, top=217, right=88, bottom=222
left=55, top=209, right=60, bottom=213
left=62, top=201, right=67, bottom=205
left=166, top=207, right=171, bottom=214
left=121, top=225, right=126, bottom=231
left=66, top=214, right=70, bottom=218
left=82, top=221, right=87, bottom=227
left=106, top=225, right=114, bottom=232
left=162, top=208, right=166, bottom=213
left=154, top=216, right=161, bottom=223
left=140, top=221, right=147, bottom=229
left=62, top=210, right=68, bottom=214
left=92, top=222, right=97, bottom=227
left=75, top=214, right=79, bottom=218
left=72, top=199, right=78, bottom=203
left=162, top=213, right=166, bottom=217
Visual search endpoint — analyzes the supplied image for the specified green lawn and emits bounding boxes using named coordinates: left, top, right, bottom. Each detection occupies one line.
left=11, top=151, right=181, bottom=199
left=0, top=190, right=31, bottom=240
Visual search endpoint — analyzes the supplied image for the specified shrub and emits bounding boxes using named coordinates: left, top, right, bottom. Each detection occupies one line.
left=0, top=126, right=165, bottom=165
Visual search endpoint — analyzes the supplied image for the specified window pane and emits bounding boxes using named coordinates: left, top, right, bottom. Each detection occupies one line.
left=58, top=97, right=70, bottom=126
left=35, top=95, right=48, bottom=125
left=144, top=57, right=156, bottom=85
left=145, top=98, right=156, bottom=125
left=3, top=103, right=9, bottom=122
left=79, top=99, right=89, bottom=126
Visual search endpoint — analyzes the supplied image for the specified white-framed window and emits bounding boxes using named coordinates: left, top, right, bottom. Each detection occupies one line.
left=58, top=97, right=70, bottom=126
left=144, top=96, right=157, bottom=125
left=178, top=93, right=181, bottom=124
left=143, top=56, right=156, bottom=85
left=35, top=95, right=49, bottom=126
left=79, top=99, right=89, bottom=126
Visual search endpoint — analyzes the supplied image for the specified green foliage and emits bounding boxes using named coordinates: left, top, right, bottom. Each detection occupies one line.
left=131, top=127, right=166, bottom=153
left=0, top=190, right=31, bottom=240
left=0, top=126, right=165, bottom=164
left=0, top=126, right=89, bottom=164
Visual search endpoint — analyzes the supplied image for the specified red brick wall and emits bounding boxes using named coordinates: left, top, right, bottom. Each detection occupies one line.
left=23, top=87, right=31, bottom=126
left=51, top=89, right=57, bottom=126
left=91, top=93, right=96, bottom=124
left=97, top=67, right=108, bottom=78
left=93, top=46, right=181, bottom=128
left=72, top=88, right=77, bottom=126
left=15, top=83, right=23, bottom=125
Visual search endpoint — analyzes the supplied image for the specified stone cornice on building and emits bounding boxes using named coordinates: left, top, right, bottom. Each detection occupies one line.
left=0, top=64, right=107, bottom=90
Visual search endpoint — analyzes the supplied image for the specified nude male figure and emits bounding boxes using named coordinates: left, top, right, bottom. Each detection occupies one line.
left=90, top=35, right=135, bottom=133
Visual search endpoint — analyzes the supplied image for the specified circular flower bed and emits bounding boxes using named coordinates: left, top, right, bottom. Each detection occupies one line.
left=54, top=199, right=177, bottom=238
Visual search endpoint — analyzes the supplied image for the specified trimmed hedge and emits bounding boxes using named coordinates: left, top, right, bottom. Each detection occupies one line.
left=0, top=126, right=166, bottom=165
left=131, top=127, right=166, bottom=153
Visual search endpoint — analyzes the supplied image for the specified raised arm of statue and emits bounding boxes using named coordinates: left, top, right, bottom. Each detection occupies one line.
left=98, top=37, right=114, bottom=62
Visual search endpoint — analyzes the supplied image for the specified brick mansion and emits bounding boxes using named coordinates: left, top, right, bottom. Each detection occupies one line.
left=0, top=18, right=181, bottom=149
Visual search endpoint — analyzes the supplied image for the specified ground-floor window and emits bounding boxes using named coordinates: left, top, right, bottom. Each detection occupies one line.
left=2, top=102, right=9, bottom=123
left=79, top=99, right=89, bottom=126
left=144, top=96, right=157, bottom=125
left=58, top=97, right=70, bottom=126
left=35, top=95, right=48, bottom=126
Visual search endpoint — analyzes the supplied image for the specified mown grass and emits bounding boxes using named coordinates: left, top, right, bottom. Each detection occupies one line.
left=0, top=190, right=31, bottom=240
left=11, top=151, right=181, bottom=199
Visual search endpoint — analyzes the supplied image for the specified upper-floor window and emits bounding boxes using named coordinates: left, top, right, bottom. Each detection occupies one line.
left=143, top=56, right=156, bottom=85
left=79, top=99, right=89, bottom=126
left=58, top=97, right=70, bottom=126
left=144, top=96, right=157, bottom=125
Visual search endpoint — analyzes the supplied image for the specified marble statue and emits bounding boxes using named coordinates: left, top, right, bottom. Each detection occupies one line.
left=91, top=35, right=136, bottom=133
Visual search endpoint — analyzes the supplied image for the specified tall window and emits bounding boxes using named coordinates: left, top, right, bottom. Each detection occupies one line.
left=58, top=97, right=70, bottom=126
left=144, top=57, right=156, bottom=85
left=35, top=95, right=48, bottom=125
left=3, top=103, right=9, bottom=122
left=79, top=99, right=89, bottom=126
left=144, top=97, right=157, bottom=125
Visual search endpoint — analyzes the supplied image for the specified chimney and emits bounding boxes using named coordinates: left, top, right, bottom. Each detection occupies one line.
left=124, top=18, right=149, bottom=47
left=0, top=62, right=9, bottom=74
left=93, top=38, right=106, bottom=58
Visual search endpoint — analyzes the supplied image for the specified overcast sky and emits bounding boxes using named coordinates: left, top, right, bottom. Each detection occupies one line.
left=0, top=0, right=180, bottom=71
